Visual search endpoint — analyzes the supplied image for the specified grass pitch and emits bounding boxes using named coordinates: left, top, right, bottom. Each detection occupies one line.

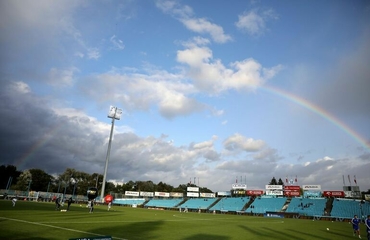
left=0, top=199, right=362, bottom=240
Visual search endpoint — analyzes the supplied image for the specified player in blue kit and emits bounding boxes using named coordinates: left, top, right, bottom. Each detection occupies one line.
left=365, top=215, right=370, bottom=240
left=351, top=215, right=361, bottom=239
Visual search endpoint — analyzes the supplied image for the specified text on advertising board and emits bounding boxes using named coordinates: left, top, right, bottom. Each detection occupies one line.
left=302, top=185, right=321, bottom=190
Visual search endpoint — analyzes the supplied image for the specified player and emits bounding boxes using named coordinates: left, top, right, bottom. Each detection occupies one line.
left=351, top=215, right=361, bottom=239
left=67, top=197, right=73, bottom=211
left=12, top=198, right=17, bottom=207
left=89, top=199, right=94, bottom=213
left=55, top=197, right=61, bottom=210
left=365, top=215, right=370, bottom=240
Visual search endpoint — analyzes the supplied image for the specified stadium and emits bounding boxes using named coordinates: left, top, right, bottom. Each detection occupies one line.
left=1, top=181, right=369, bottom=240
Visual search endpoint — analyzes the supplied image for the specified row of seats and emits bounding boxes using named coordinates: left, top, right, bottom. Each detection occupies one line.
left=113, top=198, right=146, bottom=205
left=285, top=198, right=326, bottom=216
left=180, top=198, right=218, bottom=210
left=114, top=197, right=370, bottom=218
left=331, top=199, right=369, bottom=218
left=145, top=198, right=183, bottom=208
left=209, top=197, right=249, bottom=211
left=246, top=197, right=287, bottom=214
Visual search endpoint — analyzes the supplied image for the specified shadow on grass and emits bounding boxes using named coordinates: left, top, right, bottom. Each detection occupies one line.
left=240, top=225, right=334, bottom=240
left=182, top=233, right=230, bottom=240
left=90, top=219, right=231, bottom=240
left=261, top=227, right=306, bottom=240
left=90, top=220, right=166, bottom=239
left=287, top=228, right=349, bottom=240
left=239, top=225, right=272, bottom=239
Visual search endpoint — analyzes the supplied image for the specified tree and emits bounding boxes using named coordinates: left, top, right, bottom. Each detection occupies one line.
left=105, top=182, right=116, bottom=194
left=173, top=184, right=187, bottom=193
left=156, top=181, right=173, bottom=192
left=14, top=170, right=32, bottom=191
left=28, top=169, right=55, bottom=191
left=268, top=177, right=278, bottom=185
left=277, top=178, right=284, bottom=186
left=199, top=187, right=213, bottom=193
left=0, top=165, right=21, bottom=189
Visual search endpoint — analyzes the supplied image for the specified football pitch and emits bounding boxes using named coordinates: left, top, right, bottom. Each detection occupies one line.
left=0, top=199, right=362, bottom=240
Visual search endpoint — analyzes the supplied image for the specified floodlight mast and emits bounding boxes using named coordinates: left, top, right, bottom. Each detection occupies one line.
left=100, top=106, right=122, bottom=202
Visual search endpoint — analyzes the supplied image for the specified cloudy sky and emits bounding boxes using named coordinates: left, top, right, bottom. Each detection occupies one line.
left=1, top=0, right=369, bottom=193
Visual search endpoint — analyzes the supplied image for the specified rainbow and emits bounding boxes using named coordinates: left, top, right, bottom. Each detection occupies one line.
left=12, top=85, right=370, bottom=170
left=262, top=85, right=370, bottom=150
left=14, top=123, right=63, bottom=170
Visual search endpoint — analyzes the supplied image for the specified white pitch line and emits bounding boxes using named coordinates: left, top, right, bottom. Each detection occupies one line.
left=0, top=217, right=127, bottom=240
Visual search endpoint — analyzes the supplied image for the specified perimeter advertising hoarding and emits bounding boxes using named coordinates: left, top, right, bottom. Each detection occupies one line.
left=187, top=187, right=199, bottom=192
left=170, top=192, right=184, bottom=197
left=284, top=186, right=300, bottom=191
left=140, top=191, right=154, bottom=197
left=344, top=191, right=353, bottom=197
left=246, top=190, right=264, bottom=196
left=264, top=213, right=284, bottom=218
left=154, top=192, right=170, bottom=197
left=265, top=190, right=283, bottom=196
left=232, top=190, right=246, bottom=195
left=187, top=192, right=199, bottom=197
left=125, top=191, right=139, bottom=197
left=217, top=191, right=231, bottom=196
left=322, top=191, right=345, bottom=197
left=200, top=192, right=215, bottom=198
left=284, top=191, right=300, bottom=197
left=231, top=184, right=247, bottom=189
left=265, top=185, right=283, bottom=190
left=302, top=185, right=321, bottom=190
left=365, top=194, right=370, bottom=201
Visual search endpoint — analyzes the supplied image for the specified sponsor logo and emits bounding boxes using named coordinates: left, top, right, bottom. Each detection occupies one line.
left=246, top=190, right=264, bottom=195
left=265, top=185, right=283, bottom=190
left=302, top=185, right=321, bottom=190
left=284, top=186, right=300, bottom=190
left=232, top=184, right=247, bottom=189
left=323, top=191, right=344, bottom=197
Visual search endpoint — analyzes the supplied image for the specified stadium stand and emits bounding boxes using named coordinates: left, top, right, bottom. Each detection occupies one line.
left=180, top=198, right=218, bottom=210
left=145, top=198, right=184, bottom=208
left=330, top=199, right=364, bottom=219
left=285, top=197, right=326, bottom=216
left=113, top=198, right=146, bottom=206
left=246, top=196, right=287, bottom=214
left=362, top=201, right=370, bottom=216
left=209, top=197, right=249, bottom=212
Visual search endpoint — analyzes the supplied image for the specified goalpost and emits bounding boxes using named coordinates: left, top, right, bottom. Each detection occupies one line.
left=28, top=191, right=40, bottom=201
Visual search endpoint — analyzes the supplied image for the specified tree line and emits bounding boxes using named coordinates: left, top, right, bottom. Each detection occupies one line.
left=0, top=165, right=213, bottom=196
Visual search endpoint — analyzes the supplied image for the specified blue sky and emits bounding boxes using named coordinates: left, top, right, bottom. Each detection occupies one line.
left=1, top=0, right=369, bottom=192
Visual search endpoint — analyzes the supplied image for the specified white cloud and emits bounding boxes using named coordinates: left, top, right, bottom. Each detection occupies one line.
left=48, top=67, right=79, bottom=87
left=110, top=35, right=125, bottom=50
left=192, top=140, right=214, bottom=150
left=181, top=18, right=232, bottom=43
left=156, top=0, right=231, bottom=43
left=235, top=9, right=278, bottom=36
left=1, top=79, right=369, bottom=192
left=223, top=133, right=265, bottom=152
left=177, top=45, right=282, bottom=93
left=10, top=81, right=31, bottom=94
left=81, top=70, right=203, bottom=119
left=87, top=48, right=101, bottom=60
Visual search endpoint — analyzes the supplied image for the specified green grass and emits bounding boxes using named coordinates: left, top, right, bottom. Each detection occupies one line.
left=0, top=199, right=364, bottom=240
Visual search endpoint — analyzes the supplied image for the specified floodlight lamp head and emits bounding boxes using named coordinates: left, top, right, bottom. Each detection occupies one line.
left=107, top=106, right=123, bottom=120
